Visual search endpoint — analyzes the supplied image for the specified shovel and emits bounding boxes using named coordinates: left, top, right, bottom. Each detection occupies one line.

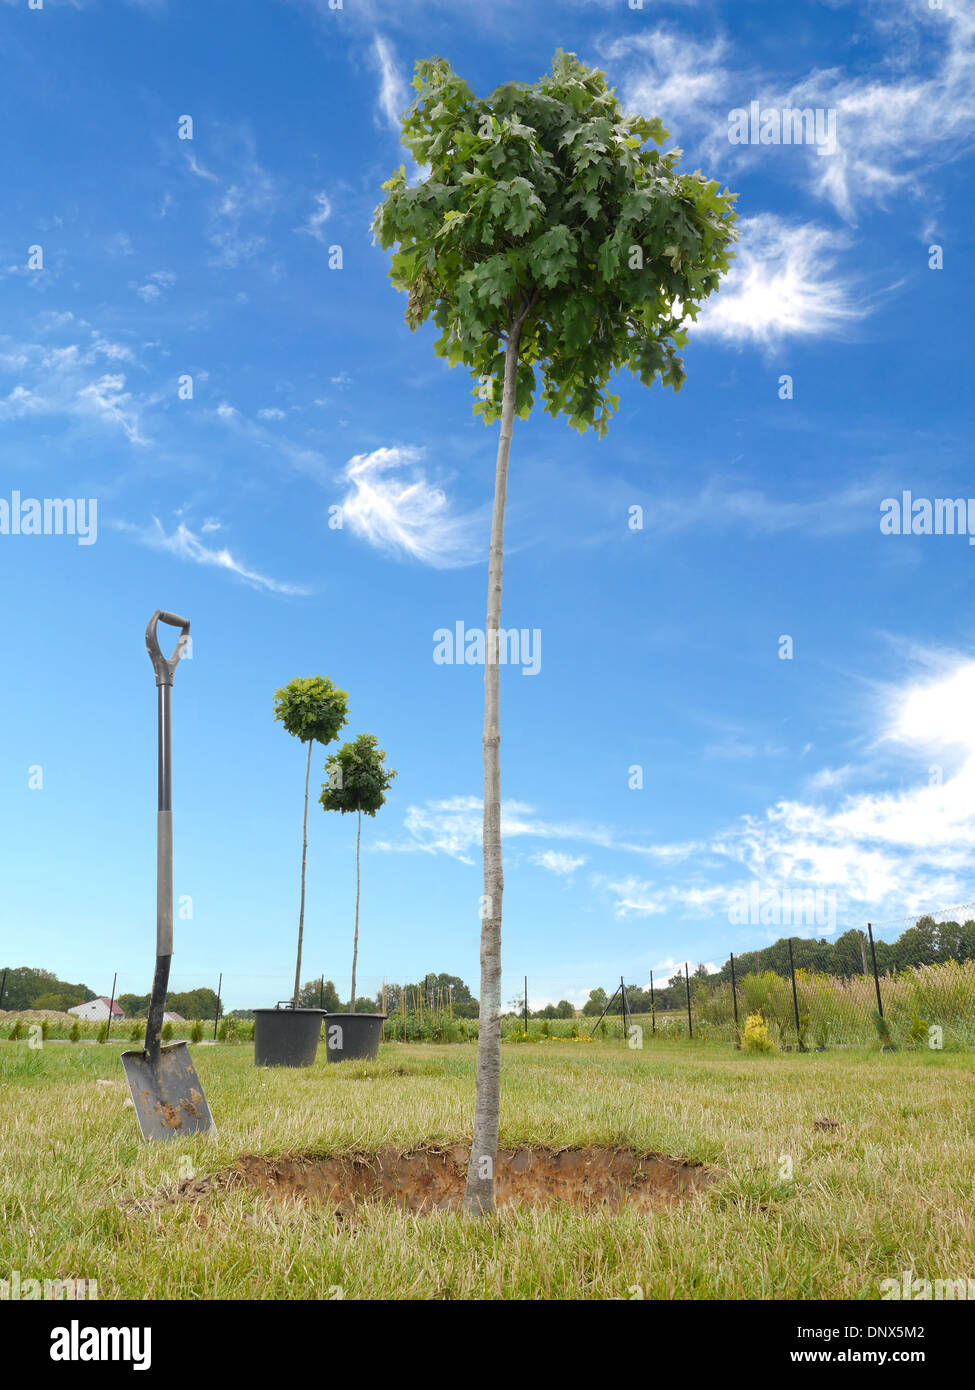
left=122, top=610, right=216, bottom=1141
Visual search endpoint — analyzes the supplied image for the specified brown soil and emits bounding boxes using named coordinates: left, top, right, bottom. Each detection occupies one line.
left=161, top=1144, right=715, bottom=1216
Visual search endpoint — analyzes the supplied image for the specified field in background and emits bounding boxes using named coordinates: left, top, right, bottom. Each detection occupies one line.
left=1, top=1038, right=973, bottom=1299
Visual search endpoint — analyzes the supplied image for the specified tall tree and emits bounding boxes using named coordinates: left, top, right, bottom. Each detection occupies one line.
left=320, top=733, right=397, bottom=1010
left=373, top=50, right=737, bottom=1214
left=274, top=676, right=349, bottom=1004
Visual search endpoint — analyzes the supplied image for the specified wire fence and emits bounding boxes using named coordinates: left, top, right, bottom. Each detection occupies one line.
left=578, top=909, right=975, bottom=1052
left=3, top=908, right=975, bottom=1051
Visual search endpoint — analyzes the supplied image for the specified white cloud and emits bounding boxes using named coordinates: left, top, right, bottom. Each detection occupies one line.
left=338, top=446, right=485, bottom=568
left=257, top=407, right=286, bottom=420
left=75, top=374, right=146, bottom=444
left=531, top=850, right=586, bottom=876
left=373, top=33, right=410, bottom=133
left=117, top=518, right=308, bottom=595
left=603, top=658, right=975, bottom=926
left=186, top=153, right=219, bottom=183
left=135, top=271, right=176, bottom=302
left=379, top=659, right=975, bottom=933
left=609, top=6, right=975, bottom=223
left=693, top=215, right=864, bottom=345
left=605, top=28, right=730, bottom=128
left=0, top=330, right=148, bottom=443
left=184, top=137, right=276, bottom=268
left=779, top=5, right=975, bottom=220
left=296, top=191, right=332, bottom=241
left=379, top=794, right=674, bottom=864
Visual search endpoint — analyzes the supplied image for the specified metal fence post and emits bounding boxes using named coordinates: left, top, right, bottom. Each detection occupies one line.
left=730, top=952, right=740, bottom=1047
left=867, top=923, right=884, bottom=1017
left=213, top=972, right=223, bottom=1040
left=684, top=962, right=693, bottom=1039
left=106, top=972, right=117, bottom=1041
left=524, top=976, right=529, bottom=1035
left=788, top=938, right=801, bottom=1047
left=649, top=970, right=655, bottom=1036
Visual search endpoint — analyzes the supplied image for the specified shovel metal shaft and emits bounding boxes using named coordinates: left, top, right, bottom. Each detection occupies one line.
left=145, top=684, right=174, bottom=1064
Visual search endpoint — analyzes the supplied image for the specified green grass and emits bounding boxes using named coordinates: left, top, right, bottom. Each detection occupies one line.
left=1, top=1038, right=973, bottom=1299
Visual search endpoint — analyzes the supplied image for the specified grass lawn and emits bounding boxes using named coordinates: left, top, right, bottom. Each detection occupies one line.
left=2, top=1038, right=973, bottom=1300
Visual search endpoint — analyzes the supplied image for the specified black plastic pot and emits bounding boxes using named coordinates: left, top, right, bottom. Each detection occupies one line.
left=254, top=1007, right=324, bottom=1067
left=323, top=1012, right=387, bottom=1062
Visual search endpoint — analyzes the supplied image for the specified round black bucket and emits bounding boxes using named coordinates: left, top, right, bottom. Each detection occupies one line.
left=254, top=1008, right=324, bottom=1067
left=323, top=1013, right=387, bottom=1062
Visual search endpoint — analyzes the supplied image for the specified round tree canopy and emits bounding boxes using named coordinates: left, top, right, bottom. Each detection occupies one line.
left=274, top=675, right=349, bottom=746
left=321, top=733, right=397, bottom=817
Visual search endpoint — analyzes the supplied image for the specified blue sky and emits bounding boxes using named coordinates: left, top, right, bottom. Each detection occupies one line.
left=1, top=0, right=974, bottom=1012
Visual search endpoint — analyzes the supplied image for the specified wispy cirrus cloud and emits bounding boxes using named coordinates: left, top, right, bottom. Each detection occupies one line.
left=296, top=191, right=332, bottom=241
left=531, top=850, right=586, bottom=876
left=116, top=518, right=309, bottom=595
left=134, top=271, right=176, bottom=302
left=692, top=215, right=866, bottom=346
left=0, top=324, right=149, bottom=443
left=181, top=133, right=276, bottom=268
left=372, top=33, right=411, bottom=133
left=609, top=5, right=975, bottom=225
left=338, top=446, right=486, bottom=568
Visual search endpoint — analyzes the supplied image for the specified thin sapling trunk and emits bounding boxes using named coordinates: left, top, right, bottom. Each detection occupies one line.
left=350, top=804, right=361, bottom=1010
left=293, top=738, right=312, bottom=1006
left=464, top=313, right=524, bottom=1216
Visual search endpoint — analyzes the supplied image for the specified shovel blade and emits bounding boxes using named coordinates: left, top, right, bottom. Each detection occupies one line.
left=121, top=1042, right=216, bottom=1141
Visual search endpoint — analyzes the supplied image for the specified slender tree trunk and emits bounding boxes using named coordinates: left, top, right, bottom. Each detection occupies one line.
left=350, top=805, right=361, bottom=1011
left=293, top=739, right=313, bottom=1005
left=464, top=315, right=524, bottom=1216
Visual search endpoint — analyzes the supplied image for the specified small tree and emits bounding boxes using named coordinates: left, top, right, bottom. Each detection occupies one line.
left=69, top=1018, right=81, bottom=1043
left=320, top=734, right=397, bottom=1012
left=373, top=50, right=736, bottom=1214
left=274, top=676, right=349, bottom=1004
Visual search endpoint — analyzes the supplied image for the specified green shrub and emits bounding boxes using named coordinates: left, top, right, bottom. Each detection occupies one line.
left=908, top=1011, right=928, bottom=1048
left=161, top=1021, right=174, bottom=1043
left=96, top=1022, right=108, bottom=1044
left=190, top=1019, right=204, bottom=1044
left=69, top=1018, right=81, bottom=1043
left=742, top=1011, right=774, bottom=1053
left=872, top=1009, right=895, bottom=1049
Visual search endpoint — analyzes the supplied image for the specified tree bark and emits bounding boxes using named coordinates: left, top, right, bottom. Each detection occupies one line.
left=464, top=314, right=524, bottom=1216
left=350, top=805, right=361, bottom=1011
left=292, top=739, right=313, bottom=1006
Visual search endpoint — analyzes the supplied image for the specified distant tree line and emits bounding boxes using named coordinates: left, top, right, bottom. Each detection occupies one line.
left=294, top=972, right=480, bottom=1018
left=711, top=918, right=975, bottom=984
left=117, top=987, right=222, bottom=1021
left=0, top=967, right=95, bottom=1012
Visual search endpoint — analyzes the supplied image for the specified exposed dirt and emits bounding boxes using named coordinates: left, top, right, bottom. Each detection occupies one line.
left=145, top=1144, right=715, bottom=1216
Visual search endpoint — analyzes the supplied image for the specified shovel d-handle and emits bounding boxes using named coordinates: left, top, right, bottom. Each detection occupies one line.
left=145, top=610, right=190, bottom=688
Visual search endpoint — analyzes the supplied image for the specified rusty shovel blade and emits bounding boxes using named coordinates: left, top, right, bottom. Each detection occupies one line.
left=121, top=1042, right=216, bottom=1142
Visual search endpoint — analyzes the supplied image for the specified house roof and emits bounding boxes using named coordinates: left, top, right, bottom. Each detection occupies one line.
left=97, top=997, right=125, bottom=1016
